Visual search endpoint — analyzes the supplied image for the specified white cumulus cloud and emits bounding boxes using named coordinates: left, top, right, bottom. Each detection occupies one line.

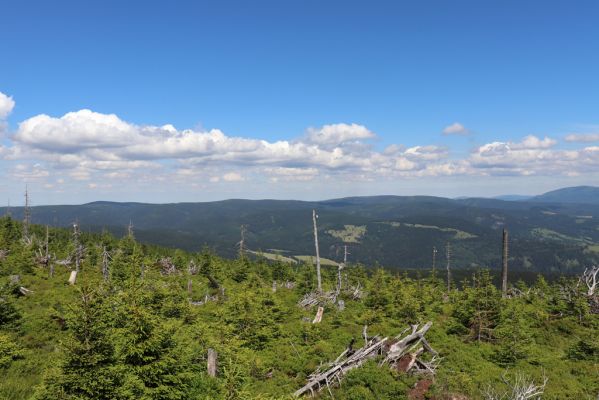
left=222, top=172, right=244, bottom=182
left=564, top=133, right=599, bottom=143
left=0, top=92, right=15, bottom=119
left=3, top=100, right=599, bottom=192
left=442, top=122, right=469, bottom=136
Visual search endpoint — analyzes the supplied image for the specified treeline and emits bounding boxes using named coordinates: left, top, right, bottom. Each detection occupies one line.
left=0, top=216, right=597, bottom=399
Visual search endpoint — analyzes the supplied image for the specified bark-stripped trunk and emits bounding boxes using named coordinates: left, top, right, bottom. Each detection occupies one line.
left=312, top=210, right=322, bottom=292
left=207, top=348, right=218, bottom=377
left=446, top=242, right=451, bottom=293
left=501, top=229, right=509, bottom=297
left=312, top=306, right=324, bottom=324
left=68, top=270, right=78, bottom=285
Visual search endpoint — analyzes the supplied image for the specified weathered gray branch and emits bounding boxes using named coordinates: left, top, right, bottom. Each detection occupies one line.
left=294, top=322, right=437, bottom=397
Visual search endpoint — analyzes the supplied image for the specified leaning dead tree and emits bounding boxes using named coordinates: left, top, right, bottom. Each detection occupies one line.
left=502, top=229, right=509, bottom=298
left=294, top=322, right=438, bottom=397
left=312, top=210, right=322, bottom=292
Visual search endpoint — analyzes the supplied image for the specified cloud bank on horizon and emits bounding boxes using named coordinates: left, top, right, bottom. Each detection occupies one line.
left=1, top=90, right=599, bottom=202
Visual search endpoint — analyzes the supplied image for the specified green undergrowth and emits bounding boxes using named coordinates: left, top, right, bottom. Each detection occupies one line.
left=0, top=216, right=597, bottom=399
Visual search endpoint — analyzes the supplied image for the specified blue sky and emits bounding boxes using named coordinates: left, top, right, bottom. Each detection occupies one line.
left=1, top=0, right=599, bottom=204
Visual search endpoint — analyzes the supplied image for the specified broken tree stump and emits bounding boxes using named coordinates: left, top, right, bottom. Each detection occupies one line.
left=207, top=348, right=218, bottom=377
left=312, top=306, right=324, bottom=324
left=68, top=270, right=78, bottom=285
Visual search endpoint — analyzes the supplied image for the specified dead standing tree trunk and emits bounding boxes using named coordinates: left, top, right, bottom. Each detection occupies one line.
left=101, top=246, right=111, bottom=282
left=312, top=210, right=322, bottom=292
left=336, top=245, right=349, bottom=295
left=501, top=229, right=509, bottom=298
left=73, top=221, right=83, bottom=273
left=237, top=224, right=247, bottom=259
left=127, top=220, right=134, bottom=239
left=207, top=348, right=218, bottom=377
left=432, top=246, right=437, bottom=279
left=23, top=186, right=32, bottom=245
left=446, top=242, right=452, bottom=293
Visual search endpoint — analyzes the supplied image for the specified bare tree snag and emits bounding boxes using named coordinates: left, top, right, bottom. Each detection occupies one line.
left=336, top=263, right=344, bottom=295
left=187, top=279, right=193, bottom=294
left=237, top=225, right=247, bottom=258
left=343, top=245, right=348, bottom=266
left=294, top=322, right=438, bottom=397
left=127, top=220, right=134, bottom=239
left=432, top=246, right=437, bottom=276
left=484, top=372, right=548, bottom=400
left=272, top=280, right=277, bottom=293
left=312, top=306, right=324, bottom=324
left=207, top=348, right=218, bottom=377
left=23, top=186, right=31, bottom=243
left=580, top=266, right=598, bottom=296
left=68, top=270, right=78, bottom=285
left=158, top=257, right=178, bottom=275
left=446, top=242, right=452, bottom=293
left=44, top=225, right=49, bottom=260
left=312, top=210, right=322, bottom=292
left=72, top=221, right=83, bottom=273
left=101, top=246, right=111, bottom=281
left=501, top=229, right=509, bottom=297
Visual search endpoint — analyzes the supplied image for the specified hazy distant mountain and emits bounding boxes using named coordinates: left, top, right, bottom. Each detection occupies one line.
left=492, top=194, right=533, bottom=201
left=531, top=186, right=599, bottom=204
left=3, top=189, right=599, bottom=274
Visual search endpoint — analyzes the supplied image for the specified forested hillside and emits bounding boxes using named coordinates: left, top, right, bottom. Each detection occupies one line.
left=4, top=188, right=599, bottom=274
left=1, top=216, right=598, bottom=399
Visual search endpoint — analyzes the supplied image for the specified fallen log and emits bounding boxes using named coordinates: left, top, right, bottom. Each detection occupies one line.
left=298, top=290, right=337, bottom=309
left=19, top=287, right=34, bottom=296
left=294, top=322, right=438, bottom=398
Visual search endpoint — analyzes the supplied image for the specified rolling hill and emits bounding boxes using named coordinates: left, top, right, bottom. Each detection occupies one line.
left=3, top=187, right=599, bottom=274
left=531, top=185, right=599, bottom=204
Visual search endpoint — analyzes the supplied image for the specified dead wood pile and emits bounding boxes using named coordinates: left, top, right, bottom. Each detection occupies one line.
left=294, top=322, right=438, bottom=397
left=158, top=257, right=178, bottom=275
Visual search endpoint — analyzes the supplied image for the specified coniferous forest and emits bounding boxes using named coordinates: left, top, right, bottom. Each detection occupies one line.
left=0, top=216, right=598, bottom=399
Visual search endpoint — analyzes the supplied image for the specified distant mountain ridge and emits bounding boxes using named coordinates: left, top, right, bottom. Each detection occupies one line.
left=492, top=194, right=533, bottom=201
left=2, top=186, right=599, bottom=274
left=530, top=186, right=599, bottom=204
